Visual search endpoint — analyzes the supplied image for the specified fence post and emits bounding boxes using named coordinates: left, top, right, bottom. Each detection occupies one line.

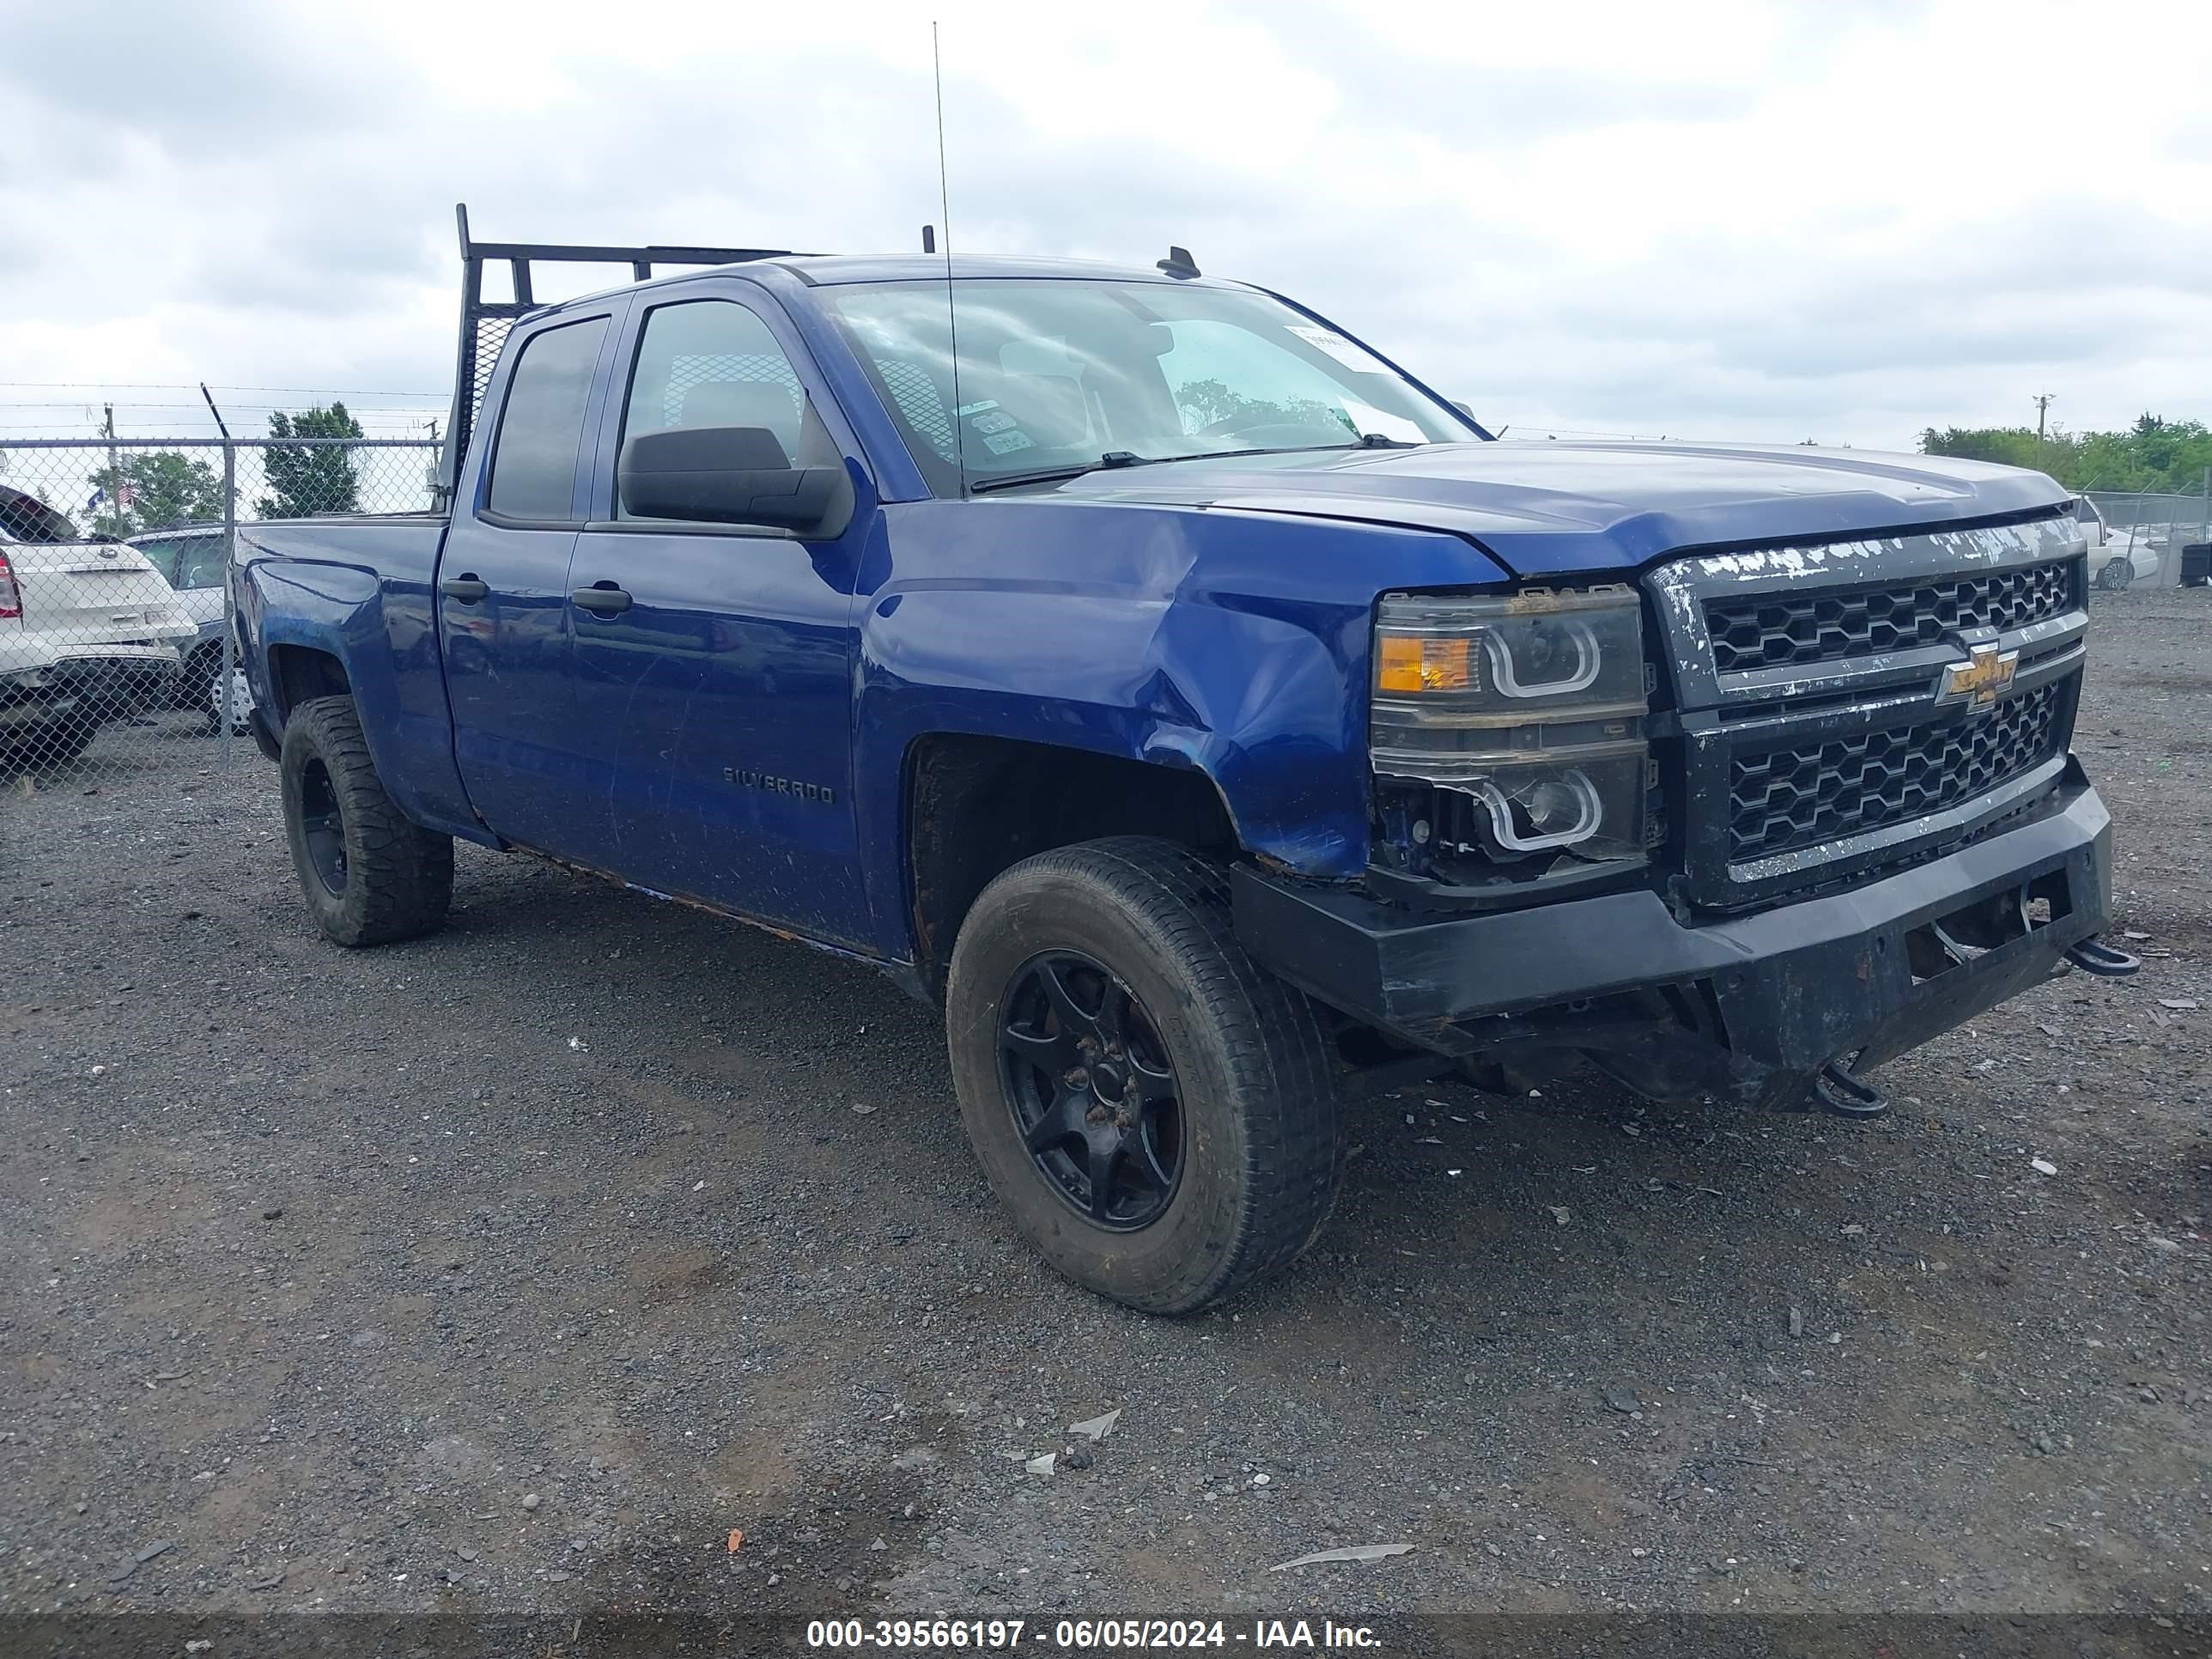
left=219, top=441, right=237, bottom=765
left=202, top=386, right=237, bottom=769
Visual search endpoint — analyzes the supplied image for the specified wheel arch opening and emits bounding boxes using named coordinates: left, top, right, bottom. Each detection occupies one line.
left=904, top=732, right=1237, bottom=1000
left=266, top=645, right=351, bottom=726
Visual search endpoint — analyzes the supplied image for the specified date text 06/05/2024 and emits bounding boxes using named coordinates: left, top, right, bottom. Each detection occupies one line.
left=805, top=1619, right=1384, bottom=1650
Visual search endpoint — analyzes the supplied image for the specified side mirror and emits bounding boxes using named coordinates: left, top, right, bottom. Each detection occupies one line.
left=617, top=426, right=853, bottom=538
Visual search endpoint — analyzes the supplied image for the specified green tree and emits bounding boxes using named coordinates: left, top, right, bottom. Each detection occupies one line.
left=1919, top=416, right=2211, bottom=495
left=81, top=450, right=226, bottom=538
left=257, top=402, right=365, bottom=518
left=128, top=451, right=227, bottom=532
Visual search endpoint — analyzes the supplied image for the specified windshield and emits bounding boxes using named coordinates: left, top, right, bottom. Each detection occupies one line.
left=135, top=538, right=180, bottom=583
left=821, top=278, right=1478, bottom=494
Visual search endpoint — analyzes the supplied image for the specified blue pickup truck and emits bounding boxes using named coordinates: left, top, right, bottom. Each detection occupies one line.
left=234, top=213, right=2128, bottom=1312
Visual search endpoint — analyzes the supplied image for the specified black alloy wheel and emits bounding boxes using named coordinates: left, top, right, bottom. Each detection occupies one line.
left=297, top=757, right=349, bottom=894
left=944, top=836, right=1342, bottom=1313
left=998, top=951, right=1184, bottom=1231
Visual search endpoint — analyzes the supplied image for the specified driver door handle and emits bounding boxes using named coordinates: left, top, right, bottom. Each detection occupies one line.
left=439, top=575, right=489, bottom=603
left=571, top=583, right=633, bottom=617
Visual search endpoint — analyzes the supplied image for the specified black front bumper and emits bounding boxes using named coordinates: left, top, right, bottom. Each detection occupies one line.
left=1236, top=765, right=2112, bottom=1106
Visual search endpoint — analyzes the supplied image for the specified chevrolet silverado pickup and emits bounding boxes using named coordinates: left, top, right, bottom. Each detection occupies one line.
left=233, top=212, right=2130, bottom=1312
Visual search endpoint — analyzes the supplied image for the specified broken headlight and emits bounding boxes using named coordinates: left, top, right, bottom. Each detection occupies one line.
left=1371, top=586, right=1651, bottom=870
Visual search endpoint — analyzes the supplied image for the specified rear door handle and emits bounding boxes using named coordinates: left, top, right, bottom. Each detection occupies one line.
left=571, top=584, right=633, bottom=617
left=439, top=575, right=489, bottom=603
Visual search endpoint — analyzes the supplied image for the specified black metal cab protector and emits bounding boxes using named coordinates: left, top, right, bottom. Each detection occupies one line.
left=1235, top=513, right=2117, bottom=1109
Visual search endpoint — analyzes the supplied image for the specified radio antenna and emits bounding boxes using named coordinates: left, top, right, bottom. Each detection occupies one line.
left=933, top=21, right=967, bottom=495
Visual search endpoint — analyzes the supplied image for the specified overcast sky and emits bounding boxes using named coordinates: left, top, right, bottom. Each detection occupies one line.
left=3, top=0, right=2208, bottom=450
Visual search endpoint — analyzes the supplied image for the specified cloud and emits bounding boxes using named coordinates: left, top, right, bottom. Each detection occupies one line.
left=0, top=0, right=2205, bottom=451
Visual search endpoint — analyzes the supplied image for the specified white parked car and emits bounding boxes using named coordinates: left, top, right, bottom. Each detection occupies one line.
left=2091, top=524, right=2161, bottom=591
left=1, top=484, right=196, bottom=767
left=2074, top=495, right=2109, bottom=551
left=2076, top=497, right=2163, bottom=590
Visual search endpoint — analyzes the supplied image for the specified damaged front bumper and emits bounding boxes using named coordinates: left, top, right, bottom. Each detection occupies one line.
left=1234, top=763, right=2112, bottom=1109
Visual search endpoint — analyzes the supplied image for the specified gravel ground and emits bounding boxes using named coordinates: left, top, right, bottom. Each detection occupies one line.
left=1, top=591, right=2205, bottom=1629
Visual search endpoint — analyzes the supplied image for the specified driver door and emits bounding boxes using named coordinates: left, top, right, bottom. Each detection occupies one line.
left=560, top=286, right=875, bottom=947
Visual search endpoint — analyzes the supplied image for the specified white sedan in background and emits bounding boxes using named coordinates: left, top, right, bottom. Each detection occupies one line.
left=2091, top=526, right=2161, bottom=591
left=2075, top=497, right=2158, bottom=591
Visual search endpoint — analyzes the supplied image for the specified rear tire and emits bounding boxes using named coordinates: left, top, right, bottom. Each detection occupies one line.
left=279, top=695, right=453, bottom=946
left=945, top=836, right=1340, bottom=1315
left=2098, top=558, right=2133, bottom=592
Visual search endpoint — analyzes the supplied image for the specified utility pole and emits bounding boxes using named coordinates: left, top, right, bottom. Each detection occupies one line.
left=101, top=403, right=124, bottom=538
left=2033, top=393, right=2056, bottom=440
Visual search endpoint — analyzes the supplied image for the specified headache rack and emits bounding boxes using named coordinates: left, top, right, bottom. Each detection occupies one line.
left=434, top=203, right=796, bottom=508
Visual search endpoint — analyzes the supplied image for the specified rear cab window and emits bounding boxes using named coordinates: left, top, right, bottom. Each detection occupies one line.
left=486, top=316, right=611, bottom=520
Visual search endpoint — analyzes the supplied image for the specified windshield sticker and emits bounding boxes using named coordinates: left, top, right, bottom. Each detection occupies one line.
left=981, top=429, right=1035, bottom=456
left=1288, top=325, right=1387, bottom=374
left=954, top=399, right=1000, bottom=416
left=970, top=410, right=1018, bottom=434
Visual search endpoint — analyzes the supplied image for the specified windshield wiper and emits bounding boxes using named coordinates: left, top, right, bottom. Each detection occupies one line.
left=967, top=452, right=1146, bottom=495
left=967, top=436, right=1424, bottom=495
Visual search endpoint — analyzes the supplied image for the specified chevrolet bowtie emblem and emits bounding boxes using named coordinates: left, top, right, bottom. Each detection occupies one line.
left=1937, top=643, right=2019, bottom=709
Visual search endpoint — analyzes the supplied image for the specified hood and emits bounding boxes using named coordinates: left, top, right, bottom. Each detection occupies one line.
left=1040, top=441, right=2073, bottom=577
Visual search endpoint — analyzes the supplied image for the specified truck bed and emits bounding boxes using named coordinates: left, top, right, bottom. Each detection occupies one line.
left=234, top=512, right=467, bottom=832
left=234, top=514, right=449, bottom=586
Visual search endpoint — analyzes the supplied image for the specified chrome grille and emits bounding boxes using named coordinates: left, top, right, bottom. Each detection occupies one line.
left=1645, top=514, right=2088, bottom=908
left=1729, top=683, right=2064, bottom=860
left=1705, top=558, right=2079, bottom=673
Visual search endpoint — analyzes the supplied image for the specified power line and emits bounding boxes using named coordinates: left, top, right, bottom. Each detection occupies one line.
left=0, top=404, right=448, bottom=414
left=0, top=380, right=448, bottom=396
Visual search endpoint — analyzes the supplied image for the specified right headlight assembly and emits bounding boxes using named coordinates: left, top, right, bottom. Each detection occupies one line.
left=1370, top=586, right=1653, bottom=870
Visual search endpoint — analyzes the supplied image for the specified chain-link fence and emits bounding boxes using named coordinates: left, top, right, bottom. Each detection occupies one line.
left=0, top=437, right=438, bottom=789
left=2082, top=488, right=2212, bottom=590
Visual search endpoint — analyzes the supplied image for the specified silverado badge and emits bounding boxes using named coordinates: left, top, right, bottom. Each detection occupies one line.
left=1937, top=643, right=2019, bottom=710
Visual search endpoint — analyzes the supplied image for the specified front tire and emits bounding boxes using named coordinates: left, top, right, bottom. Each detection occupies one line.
left=945, top=836, right=1340, bottom=1315
left=279, top=696, right=453, bottom=946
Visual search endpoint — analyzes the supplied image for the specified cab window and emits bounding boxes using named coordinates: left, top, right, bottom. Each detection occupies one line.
left=487, top=316, right=610, bottom=520
left=615, top=300, right=837, bottom=520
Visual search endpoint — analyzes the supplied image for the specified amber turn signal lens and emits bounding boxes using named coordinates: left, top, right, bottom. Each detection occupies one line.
left=1377, top=634, right=1472, bottom=693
